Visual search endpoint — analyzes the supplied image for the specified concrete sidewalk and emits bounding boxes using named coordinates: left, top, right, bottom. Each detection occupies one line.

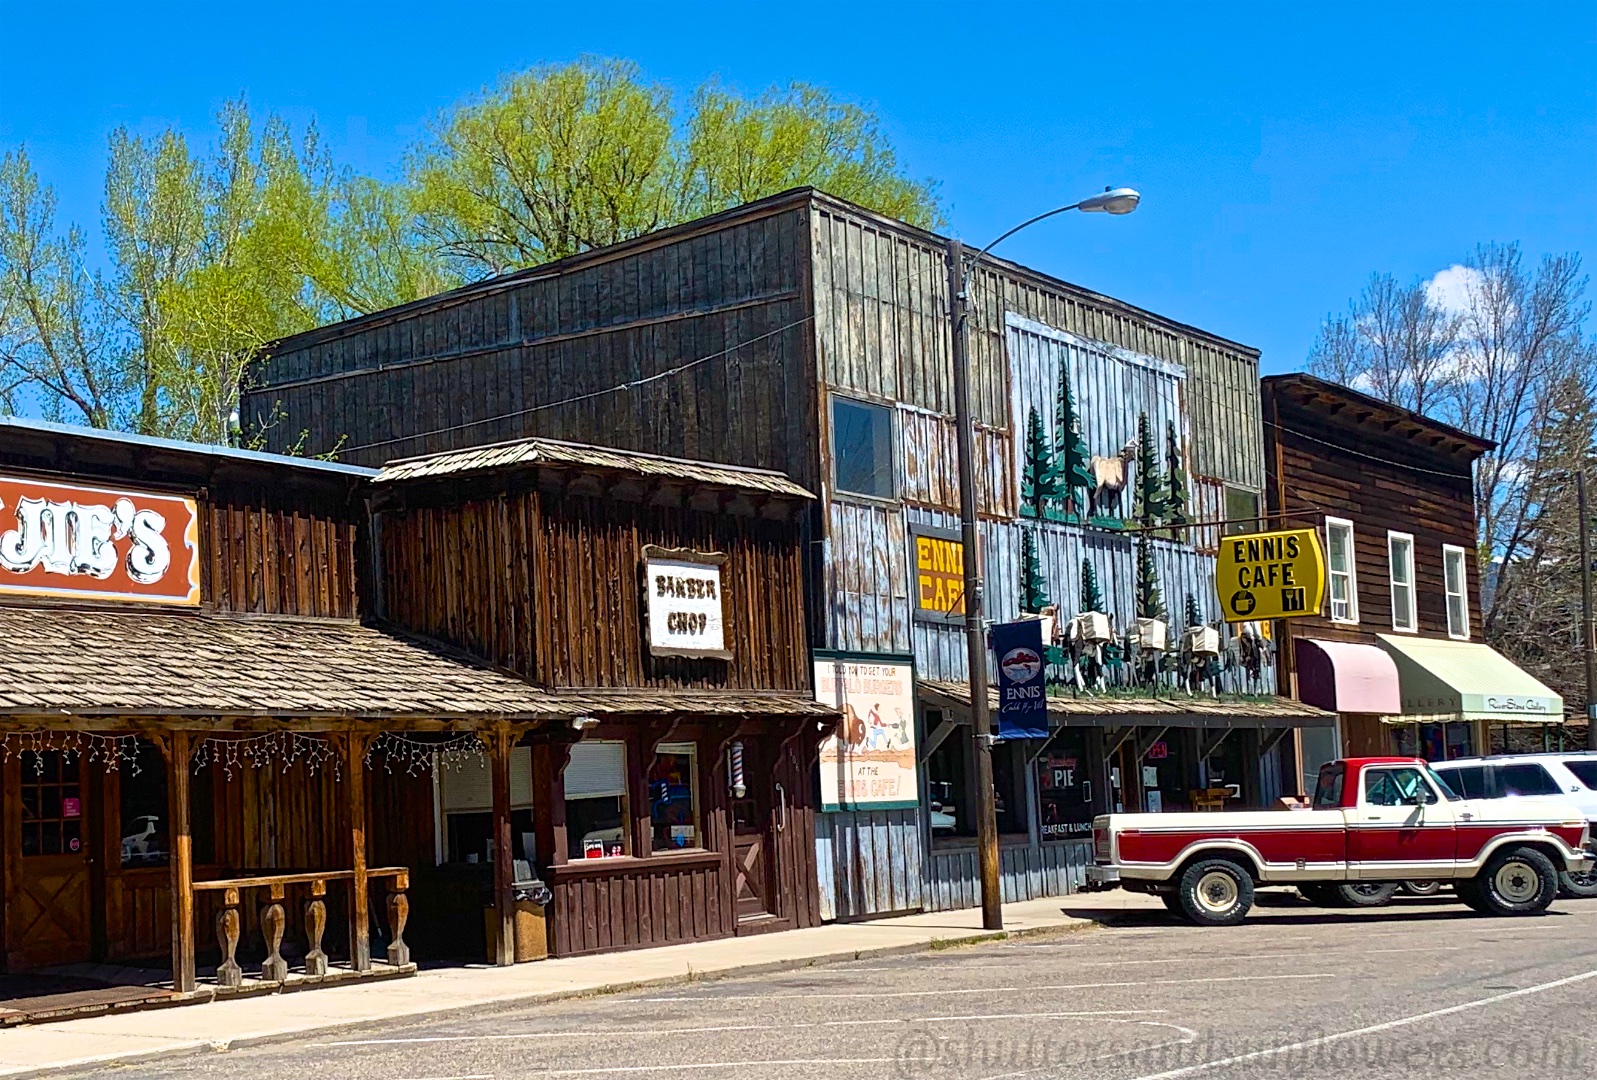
left=0, top=891, right=1160, bottom=1077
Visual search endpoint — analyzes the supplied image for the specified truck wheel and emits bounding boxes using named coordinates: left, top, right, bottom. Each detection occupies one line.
left=1472, top=847, right=1558, bottom=916
left=1176, top=859, right=1254, bottom=926
left=1336, top=882, right=1399, bottom=907
left=1399, top=880, right=1444, bottom=897
left=1297, top=883, right=1342, bottom=907
left=1558, top=868, right=1597, bottom=899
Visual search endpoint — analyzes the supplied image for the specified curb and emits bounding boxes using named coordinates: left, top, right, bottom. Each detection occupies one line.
left=0, top=918, right=1096, bottom=1078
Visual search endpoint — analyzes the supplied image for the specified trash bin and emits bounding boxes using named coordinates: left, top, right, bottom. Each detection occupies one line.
left=483, top=879, right=552, bottom=963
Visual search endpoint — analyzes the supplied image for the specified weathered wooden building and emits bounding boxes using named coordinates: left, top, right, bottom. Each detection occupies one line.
left=247, top=188, right=1328, bottom=919
left=0, top=416, right=552, bottom=997
left=369, top=437, right=832, bottom=956
left=1262, top=375, right=1563, bottom=779
left=0, top=416, right=829, bottom=1009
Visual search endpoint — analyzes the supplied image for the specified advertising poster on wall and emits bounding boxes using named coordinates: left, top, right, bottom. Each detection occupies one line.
left=813, top=652, right=918, bottom=811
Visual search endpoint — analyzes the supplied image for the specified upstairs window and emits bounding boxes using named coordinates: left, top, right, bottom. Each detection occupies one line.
left=1223, top=486, right=1260, bottom=536
left=1388, top=532, right=1417, bottom=632
left=1325, top=517, right=1359, bottom=624
left=1443, top=545, right=1470, bottom=639
left=832, top=396, right=895, bottom=499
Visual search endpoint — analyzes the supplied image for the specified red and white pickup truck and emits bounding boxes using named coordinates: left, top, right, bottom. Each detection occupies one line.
left=1085, top=757, right=1594, bottom=925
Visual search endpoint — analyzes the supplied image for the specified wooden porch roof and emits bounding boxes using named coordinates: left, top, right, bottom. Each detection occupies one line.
left=918, top=679, right=1335, bottom=729
left=0, top=608, right=833, bottom=725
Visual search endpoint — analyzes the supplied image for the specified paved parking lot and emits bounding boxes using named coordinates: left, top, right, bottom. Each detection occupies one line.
left=71, top=893, right=1597, bottom=1080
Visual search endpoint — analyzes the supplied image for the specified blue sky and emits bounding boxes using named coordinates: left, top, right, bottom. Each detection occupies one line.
left=2, top=1, right=1592, bottom=372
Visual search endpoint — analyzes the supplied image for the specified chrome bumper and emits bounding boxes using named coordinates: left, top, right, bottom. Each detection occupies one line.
left=1084, top=864, right=1121, bottom=890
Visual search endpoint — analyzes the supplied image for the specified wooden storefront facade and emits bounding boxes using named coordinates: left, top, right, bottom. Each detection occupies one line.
left=0, top=417, right=829, bottom=998
left=368, top=438, right=834, bottom=957
left=245, top=188, right=1313, bottom=920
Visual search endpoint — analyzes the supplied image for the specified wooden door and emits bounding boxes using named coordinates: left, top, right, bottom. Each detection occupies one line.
left=730, top=742, right=774, bottom=923
left=6, top=750, right=95, bottom=969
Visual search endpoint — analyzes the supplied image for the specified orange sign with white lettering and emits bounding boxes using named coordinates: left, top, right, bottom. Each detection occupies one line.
left=0, top=476, right=200, bottom=605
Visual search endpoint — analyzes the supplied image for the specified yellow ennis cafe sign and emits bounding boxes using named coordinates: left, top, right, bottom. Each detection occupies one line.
left=912, top=528, right=965, bottom=621
left=1215, top=528, right=1327, bottom=622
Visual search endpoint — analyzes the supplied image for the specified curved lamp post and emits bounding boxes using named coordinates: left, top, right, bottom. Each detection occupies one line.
left=947, top=187, right=1141, bottom=931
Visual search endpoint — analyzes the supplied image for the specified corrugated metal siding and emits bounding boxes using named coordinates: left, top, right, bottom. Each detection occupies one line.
left=924, top=841, right=1092, bottom=912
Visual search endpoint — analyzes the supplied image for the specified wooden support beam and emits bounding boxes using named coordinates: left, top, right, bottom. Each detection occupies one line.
left=1198, top=726, right=1235, bottom=761
left=489, top=726, right=516, bottom=966
left=164, top=731, right=196, bottom=995
left=1258, top=726, right=1293, bottom=758
left=1105, top=726, right=1138, bottom=758
left=918, top=713, right=962, bottom=764
left=345, top=732, right=372, bottom=972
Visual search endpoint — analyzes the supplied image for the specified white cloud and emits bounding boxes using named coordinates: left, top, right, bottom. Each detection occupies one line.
left=1424, top=264, right=1484, bottom=316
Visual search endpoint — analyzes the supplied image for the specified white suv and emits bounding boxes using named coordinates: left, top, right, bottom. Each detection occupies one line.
left=1431, top=752, right=1597, bottom=897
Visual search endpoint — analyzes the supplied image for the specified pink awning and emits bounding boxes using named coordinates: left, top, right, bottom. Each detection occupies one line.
left=1295, top=638, right=1401, bottom=714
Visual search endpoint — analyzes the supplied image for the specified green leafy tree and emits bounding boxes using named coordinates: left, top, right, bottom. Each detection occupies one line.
left=1135, top=535, right=1166, bottom=620
left=1165, top=420, right=1189, bottom=537
left=1131, top=412, right=1168, bottom=528
left=1020, top=405, right=1059, bottom=518
left=1053, top=374, right=1093, bottom=518
left=411, top=58, right=940, bottom=277
left=1020, top=528, right=1049, bottom=613
left=1080, top=556, right=1104, bottom=612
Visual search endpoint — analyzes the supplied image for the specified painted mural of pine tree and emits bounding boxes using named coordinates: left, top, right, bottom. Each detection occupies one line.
left=1020, top=406, right=1059, bottom=519
left=1165, top=420, right=1190, bottom=539
left=1020, top=528, right=1049, bottom=613
left=1080, top=556, right=1104, bottom=612
left=1053, top=374, right=1094, bottom=521
left=1184, top=592, right=1201, bottom=629
left=1135, top=534, right=1166, bottom=620
left=1130, top=412, right=1168, bottom=528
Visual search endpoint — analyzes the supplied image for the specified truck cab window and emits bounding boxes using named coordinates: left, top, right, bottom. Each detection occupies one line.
left=1364, top=768, right=1436, bottom=807
left=1312, top=763, right=1344, bottom=808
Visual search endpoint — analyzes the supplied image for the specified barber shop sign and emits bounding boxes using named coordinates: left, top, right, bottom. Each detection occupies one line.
left=642, top=546, right=731, bottom=660
left=0, top=475, right=201, bottom=605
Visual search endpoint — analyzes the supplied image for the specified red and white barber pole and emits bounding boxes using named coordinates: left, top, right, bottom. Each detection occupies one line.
left=728, top=741, right=746, bottom=798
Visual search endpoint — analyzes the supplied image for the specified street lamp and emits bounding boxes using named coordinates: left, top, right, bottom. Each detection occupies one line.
left=946, top=187, right=1141, bottom=932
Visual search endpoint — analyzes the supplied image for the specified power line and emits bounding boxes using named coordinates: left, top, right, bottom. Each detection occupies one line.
left=335, top=313, right=816, bottom=458
left=1261, top=418, right=1475, bottom=480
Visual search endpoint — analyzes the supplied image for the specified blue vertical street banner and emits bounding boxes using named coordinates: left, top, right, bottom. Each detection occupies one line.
left=991, top=618, right=1050, bottom=739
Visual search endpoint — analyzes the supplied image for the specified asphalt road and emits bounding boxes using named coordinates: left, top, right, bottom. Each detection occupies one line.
left=71, top=892, right=1597, bottom=1080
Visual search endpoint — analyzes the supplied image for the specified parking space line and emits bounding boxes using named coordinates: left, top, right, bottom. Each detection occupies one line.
left=639, top=972, right=1336, bottom=1003
left=324, top=1010, right=1168, bottom=1047
left=1122, top=966, right=1597, bottom=1080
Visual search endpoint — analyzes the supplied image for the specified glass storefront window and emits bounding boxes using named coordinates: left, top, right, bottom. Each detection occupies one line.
left=650, top=742, right=700, bottom=851
left=926, top=729, right=973, bottom=840
left=1036, top=730, right=1094, bottom=841
left=566, top=740, right=629, bottom=859
left=1392, top=722, right=1476, bottom=762
left=119, top=739, right=169, bottom=867
left=437, top=747, right=534, bottom=865
left=20, top=751, right=82, bottom=857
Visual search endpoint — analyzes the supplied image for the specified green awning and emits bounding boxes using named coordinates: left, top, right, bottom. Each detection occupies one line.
left=1376, top=634, right=1564, bottom=725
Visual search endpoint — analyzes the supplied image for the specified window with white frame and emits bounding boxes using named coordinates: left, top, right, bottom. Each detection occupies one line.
left=1388, top=532, right=1417, bottom=632
left=1325, top=518, right=1359, bottom=624
left=1443, top=544, right=1470, bottom=639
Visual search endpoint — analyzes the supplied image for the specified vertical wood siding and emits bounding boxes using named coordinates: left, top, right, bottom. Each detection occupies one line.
left=200, top=494, right=361, bottom=618
left=813, top=808, right=924, bottom=919
left=379, top=489, right=810, bottom=692
left=923, top=841, right=1093, bottom=912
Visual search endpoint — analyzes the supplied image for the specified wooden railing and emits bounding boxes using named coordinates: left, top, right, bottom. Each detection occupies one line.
left=193, top=867, right=410, bottom=989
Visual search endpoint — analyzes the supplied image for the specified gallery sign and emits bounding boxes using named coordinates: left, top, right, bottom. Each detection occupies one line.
left=813, top=652, right=918, bottom=811
left=0, top=475, right=200, bottom=606
left=1215, top=528, right=1326, bottom=622
left=642, top=546, right=730, bottom=660
left=909, top=523, right=965, bottom=624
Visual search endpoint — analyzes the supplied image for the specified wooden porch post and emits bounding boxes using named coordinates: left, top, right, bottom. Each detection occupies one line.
left=346, top=733, right=371, bottom=972
left=166, top=731, right=196, bottom=994
left=490, top=726, right=515, bottom=966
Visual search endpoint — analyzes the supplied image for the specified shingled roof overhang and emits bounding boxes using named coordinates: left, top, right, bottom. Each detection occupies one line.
left=374, top=435, right=814, bottom=504
left=919, top=680, right=1335, bottom=730
left=0, top=608, right=833, bottom=729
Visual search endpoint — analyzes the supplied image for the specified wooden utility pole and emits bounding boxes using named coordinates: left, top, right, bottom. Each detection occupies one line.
left=946, top=239, right=1002, bottom=931
left=1580, top=473, right=1596, bottom=750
